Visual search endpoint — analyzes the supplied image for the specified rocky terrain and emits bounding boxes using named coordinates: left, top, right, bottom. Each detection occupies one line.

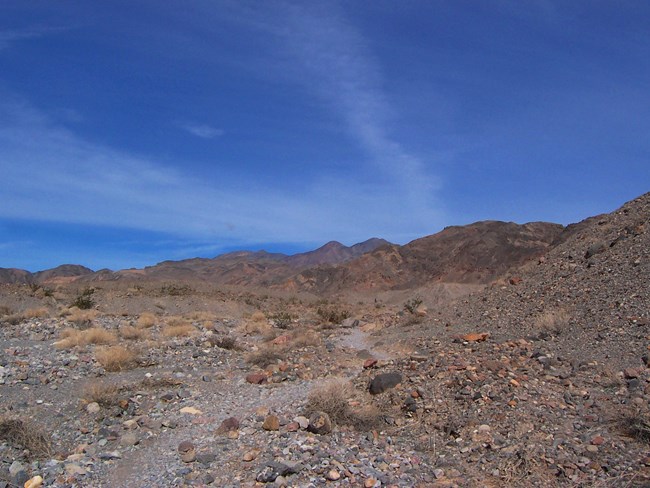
left=0, top=192, right=649, bottom=487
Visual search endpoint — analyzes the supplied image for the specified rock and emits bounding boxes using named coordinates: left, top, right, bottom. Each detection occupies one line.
left=65, top=464, right=87, bottom=476
left=294, top=416, right=310, bottom=429
left=98, top=451, right=122, bottom=460
left=256, top=462, right=302, bottom=482
left=272, top=334, right=291, bottom=345
left=216, top=416, right=240, bottom=435
left=460, top=332, right=490, bottom=342
left=326, top=469, right=341, bottom=480
left=363, top=358, right=378, bottom=369
left=13, top=472, right=29, bottom=487
left=242, top=448, right=260, bottom=462
left=585, top=241, right=606, bottom=259
left=286, top=421, right=300, bottom=432
left=177, top=440, right=196, bottom=463
left=86, top=402, right=100, bottom=414
left=9, top=461, right=25, bottom=478
left=246, top=373, right=267, bottom=385
left=24, top=475, right=43, bottom=488
left=119, top=432, right=138, bottom=446
left=196, top=453, right=216, bottom=465
left=307, top=411, right=332, bottom=435
left=364, top=478, right=378, bottom=487
left=179, top=406, right=203, bottom=415
left=262, top=414, right=280, bottom=431
left=369, top=372, right=402, bottom=395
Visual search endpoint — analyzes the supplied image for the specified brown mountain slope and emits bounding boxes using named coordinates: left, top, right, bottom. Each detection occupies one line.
left=438, top=191, right=650, bottom=369
left=285, top=221, right=564, bottom=293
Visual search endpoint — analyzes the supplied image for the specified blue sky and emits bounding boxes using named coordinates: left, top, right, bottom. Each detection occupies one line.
left=1, top=1, right=648, bottom=272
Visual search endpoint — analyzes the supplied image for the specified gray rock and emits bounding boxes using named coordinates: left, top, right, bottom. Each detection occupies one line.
left=369, top=372, right=403, bottom=395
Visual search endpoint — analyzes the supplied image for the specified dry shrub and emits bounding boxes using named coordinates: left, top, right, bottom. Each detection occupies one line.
left=119, top=324, right=150, bottom=341
left=95, top=345, right=139, bottom=372
left=251, top=311, right=267, bottom=323
left=306, top=378, right=383, bottom=431
left=67, top=307, right=98, bottom=328
left=82, top=381, right=121, bottom=407
left=239, top=318, right=273, bottom=337
left=535, top=308, right=570, bottom=335
left=137, top=312, right=158, bottom=328
left=22, top=307, right=50, bottom=319
left=210, top=335, right=240, bottom=350
left=621, top=414, right=650, bottom=443
left=245, top=345, right=284, bottom=368
left=187, top=311, right=216, bottom=322
left=0, top=417, right=53, bottom=459
left=291, top=328, right=321, bottom=348
left=55, top=327, right=117, bottom=350
left=0, top=305, right=13, bottom=316
left=162, top=323, right=196, bottom=338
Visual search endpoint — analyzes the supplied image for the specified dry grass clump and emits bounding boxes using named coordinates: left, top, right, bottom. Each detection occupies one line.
left=82, top=381, right=121, bottom=407
left=0, top=305, right=13, bottom=316
left=54, top=327, right=117, bottom=349
left=245, top=345, right=284, bottom=368
left=95, top=345, right=139, bottom=372
left=137, top=312, right=158, bottom=328
left=239, top=317, right=273, bottom=337
left=251, top=311, right=267, bottom=323
left=22, top=307, right=50, bottom=319
left=0, top=417, right=53, bottom=459
left=162, top=323, right=197, bottom=338
left=535, top=308, right=570, bottom=335
left=187, top=311, right=216, bottom=322
left=119, top=324, right=150, bottom=341
left=305, top=379, right=383, bottom=431
left=65, top=307, right=98, bottom=328
left=621, top=414, right=650, bottom=443
left=291, top=328, right=321, bottom=348
left=209, top=335, right=241, bottom=351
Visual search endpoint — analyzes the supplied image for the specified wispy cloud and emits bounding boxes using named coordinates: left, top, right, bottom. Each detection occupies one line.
left=0, top=96, right=440, bottom=248
left=179, top=122, right=224, bottom=139
left=0, top=26, right=59, bottom=51
left=272, top=3, right=440, bottom=207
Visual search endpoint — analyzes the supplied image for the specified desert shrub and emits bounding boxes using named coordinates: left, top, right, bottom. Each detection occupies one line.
left=119, top=324, right=150, bottom=341
left=535, top=309, right=570, bottom=335
left=82, top=381, right=121, bottom=407
left=71, top=288, right=95, bottom=310
left=621, top=414, right=650, bottom=443
left=0, top=417, right=53, bottom=458
left=251, top=311, right=267, bottom=323
left=95, top=346, right=139, bottom=372
left=403, top=296, right=423, bottom=314
left=55, top=327, right=116, bottom=349
left=305, top=379, right=382, bottom=430
left=159, top=283, right=193, bottom=296
left=245, top=346, right=284, bottom=368
left=0, top=305, right=13, bottom=316
left=316, top=306, right=351, bottom=324
left=268, top=311, right=295, bottom=329
left=22, top=307, right=50, bottom=319
left=66, top=307, right=98, bottom=328
left=162, top=323, right=196, bottom=338
left=188, top=311, right=216, bottom=322
left=137, top=312, right=158, bottom=328
left=291, top=329, right=321, bottom=348
left=210, top=335, right=240, bottom=350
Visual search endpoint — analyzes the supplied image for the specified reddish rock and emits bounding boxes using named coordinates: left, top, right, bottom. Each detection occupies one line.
left=363, top=358, right=378, bottom=369
left=216, top=417, right=240, bottom=435
left=272, top=334, right=291, bottom=345
left=509, top=276, right=523, bottom=285
left=624, top=368, right=641, bottom=379
left=461, top=332, right=490, bottom=342
left=262, top=414, right=280, bottom=431
left=591, top=435, right=605, bottom=446
left=246, top=373, right=267, bottom=385
left=286, top=421, right=300, bottom=432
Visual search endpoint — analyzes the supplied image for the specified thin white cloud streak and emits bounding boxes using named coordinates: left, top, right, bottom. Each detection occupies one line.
left=0, top=26, right=60, bottom=51
left=0, top=98, right=441, bottom=247
left=180, top=122, right=224, bottom=139
left=273, top=3, right=440, bottom=207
